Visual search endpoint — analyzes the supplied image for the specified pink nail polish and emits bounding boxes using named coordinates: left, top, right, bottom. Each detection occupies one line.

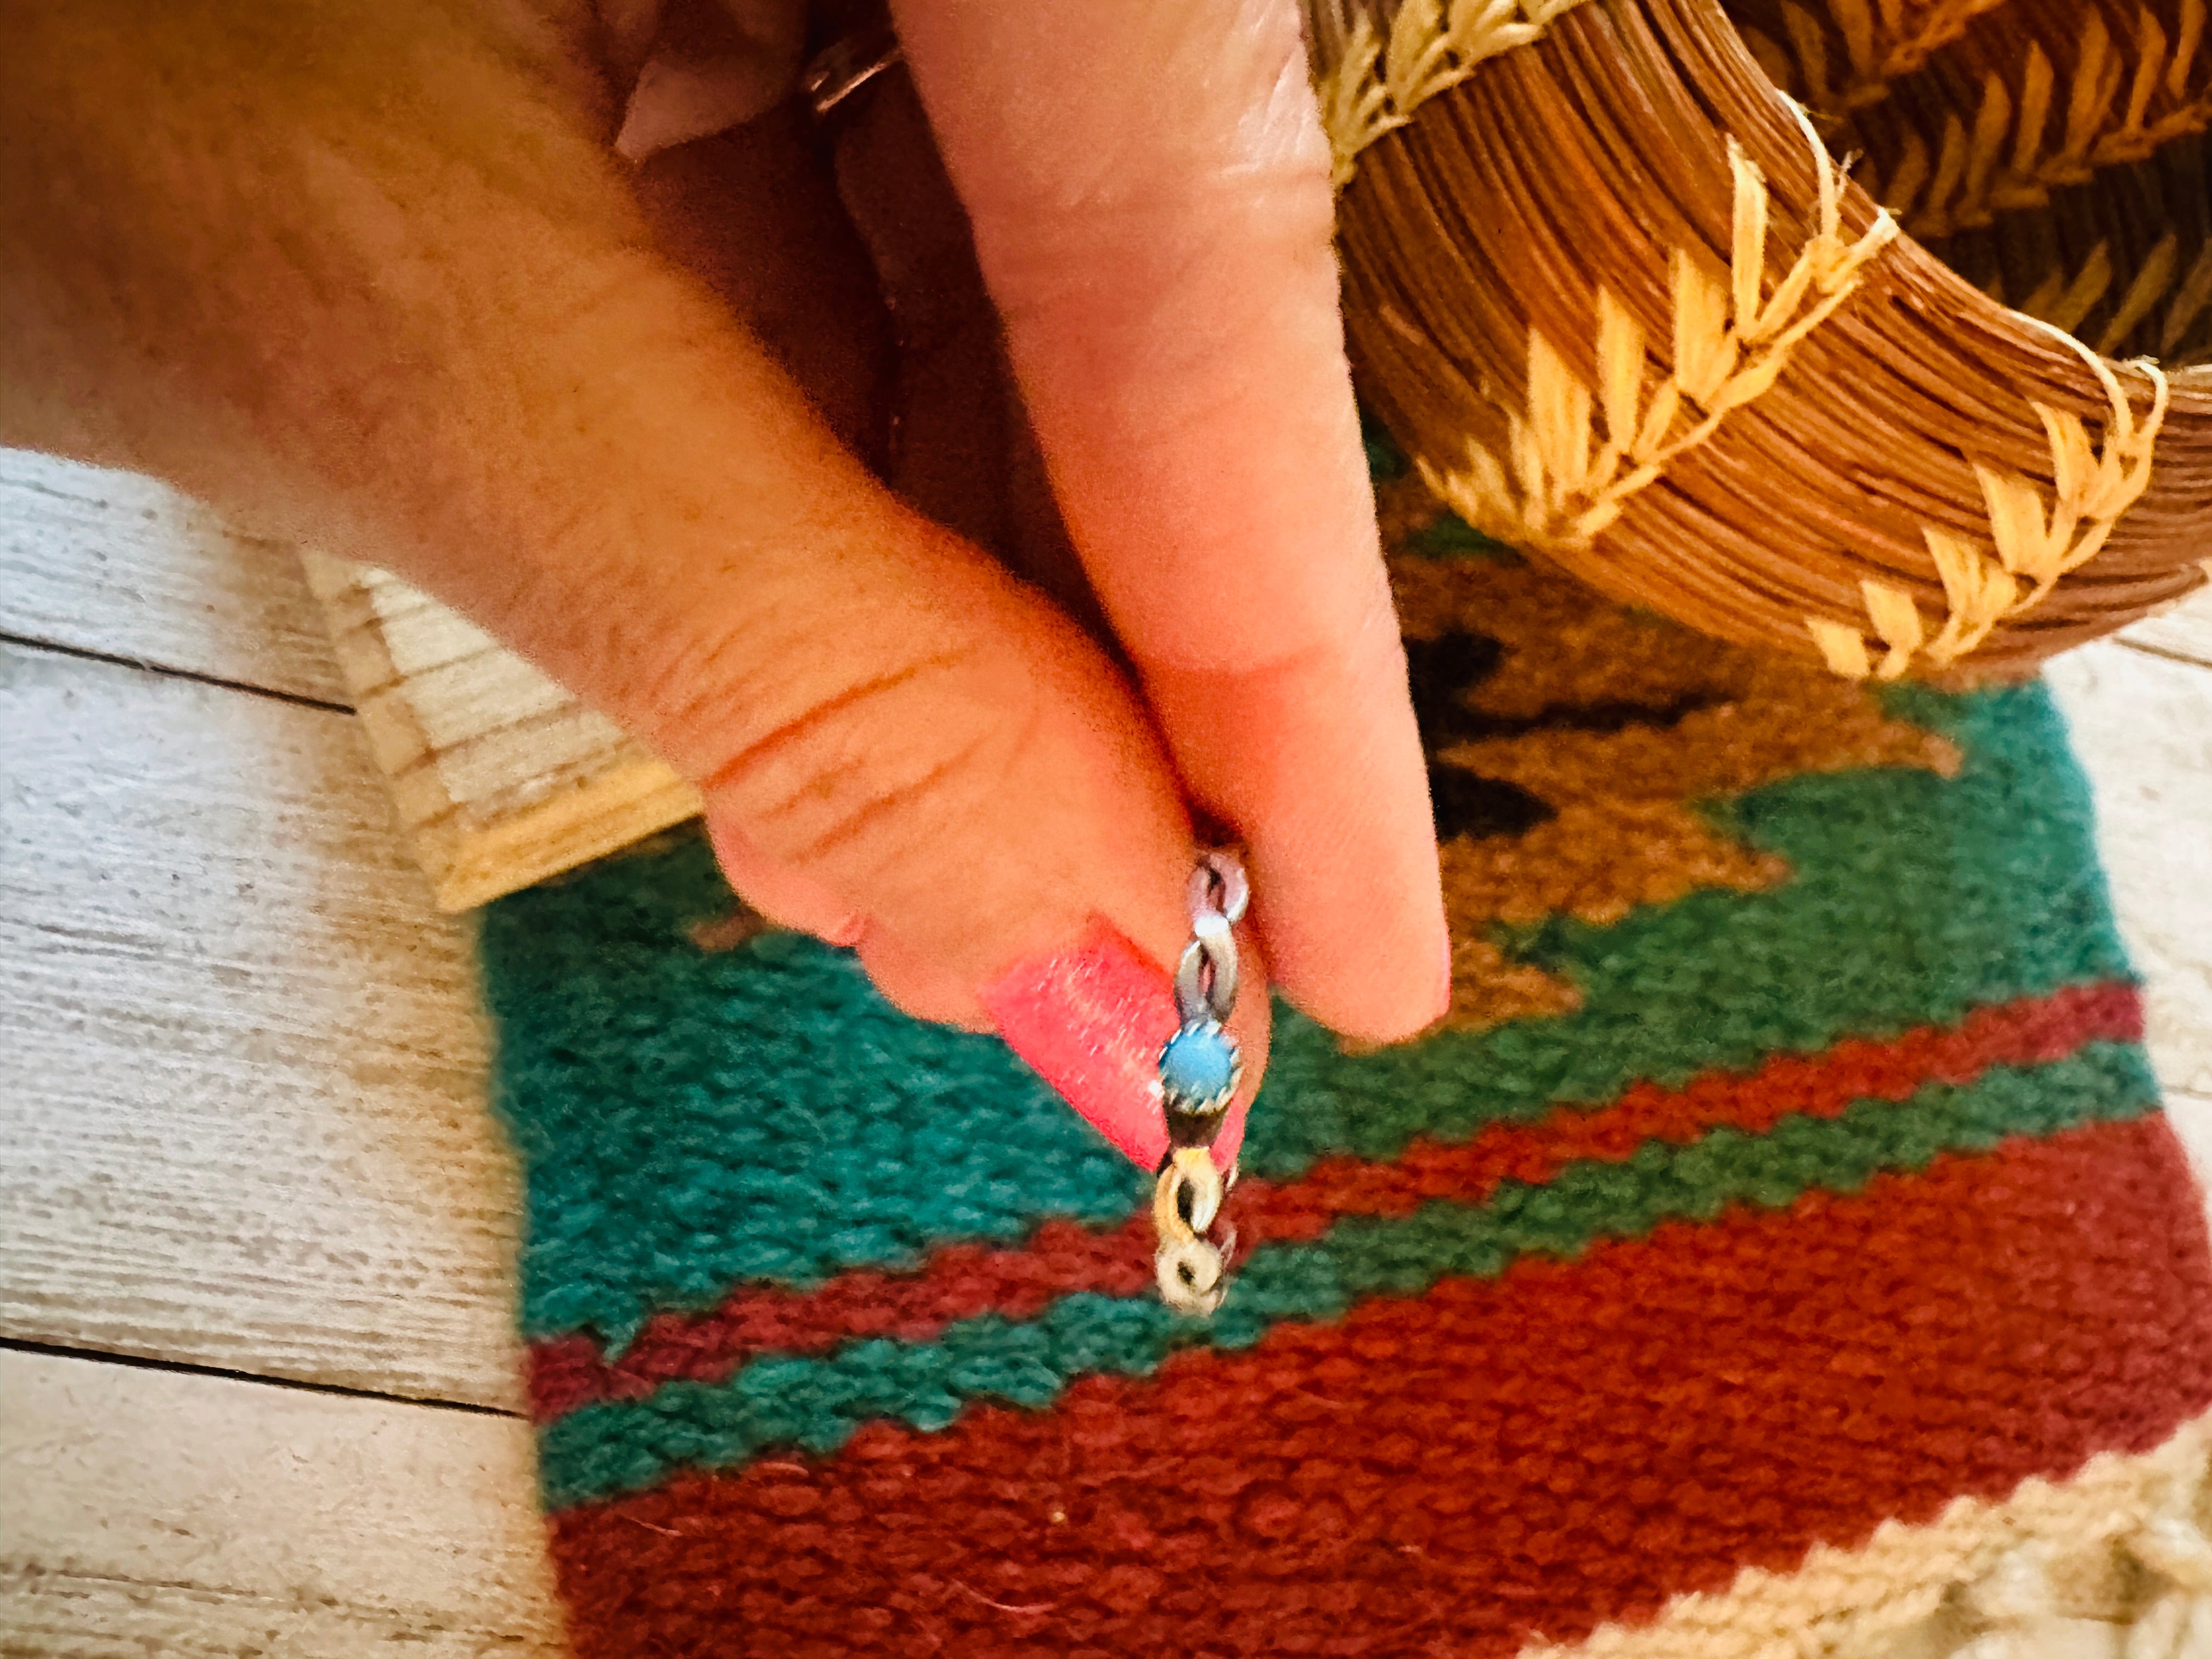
left=982, top=920, right=1242, bottom=1172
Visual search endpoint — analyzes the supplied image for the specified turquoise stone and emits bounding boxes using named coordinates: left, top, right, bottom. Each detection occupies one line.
left=1159, top=1020, right=1239, bottom=1109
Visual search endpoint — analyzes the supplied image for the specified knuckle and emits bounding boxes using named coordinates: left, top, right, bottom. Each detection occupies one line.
left=696, top=640, right=1037, bottom=889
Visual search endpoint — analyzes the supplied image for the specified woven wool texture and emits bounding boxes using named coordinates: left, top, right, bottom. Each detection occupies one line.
left=482, top=452, right=2212, bottom=1658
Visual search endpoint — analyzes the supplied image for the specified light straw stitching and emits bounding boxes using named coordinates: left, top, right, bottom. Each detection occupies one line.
left=1315, top=0, right=1591, bottom=190
left=1808, top=343, right=2170, bottom=678
left=1423, top=103, right=1898, bottom=554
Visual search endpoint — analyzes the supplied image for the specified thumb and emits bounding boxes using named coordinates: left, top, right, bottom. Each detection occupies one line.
left=0, top=0, right=1267, bottom=1169
left=891, top=0, right=1452, bottom=1044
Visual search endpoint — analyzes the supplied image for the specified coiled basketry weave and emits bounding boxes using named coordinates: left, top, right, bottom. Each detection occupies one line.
left=1311, top=0, right=2212, bottom=681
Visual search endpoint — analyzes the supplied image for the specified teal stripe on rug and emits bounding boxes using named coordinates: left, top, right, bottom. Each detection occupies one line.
left=534, top=1043, right=2159, bottom=1509
left=482, top=680, right=2129, bottom=1347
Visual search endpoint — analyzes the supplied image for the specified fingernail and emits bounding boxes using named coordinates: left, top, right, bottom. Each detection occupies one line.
left=983, top=919, right=1240, bottom=1172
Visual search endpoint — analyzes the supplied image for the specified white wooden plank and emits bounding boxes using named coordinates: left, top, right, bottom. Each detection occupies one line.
left=0, top=1350, right=563, bottom=1658
left=0, top=641, right=523, bottom=1409
left=0, top=449, right=696, bottom=909
left=2119, top=580, right=2212, bottom=670
left=2166, top=1091, right=2212, bottom=1228
left=0, top=450, right=347, bottom=705
left=2045, top=640, right=2212, bottom=1101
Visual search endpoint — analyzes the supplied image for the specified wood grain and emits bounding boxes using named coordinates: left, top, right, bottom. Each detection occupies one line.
left=0, top=1349, right=563, bottom=1658
left=0, top=452, right=346, bottom=706
left=0, top=448, right=699, bottom=909
left=2045, top=640, right=2212, bottom=1101
left=298, top=555, right=700, bottom=912
left=0, top=640, right=524, bottom=1410
left=2119, top=582, right=2212, bottom=670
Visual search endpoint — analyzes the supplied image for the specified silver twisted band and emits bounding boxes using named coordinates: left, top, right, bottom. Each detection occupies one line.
left=1173, top=851, right=1248, bottom=1025
left=1153, top=850, right=1248, bottom=1317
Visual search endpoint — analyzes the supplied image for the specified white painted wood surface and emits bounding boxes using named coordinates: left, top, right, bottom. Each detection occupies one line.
left=0, top=450, right=701, bottom=912
left=0, top=640, right=524, bottom=1411
left=0, top=1349, right=563, bottom=1657
left=0, top=452, right=347, bottom=706
left=2, top=443, right=2208, bottom=1652
left=2046, top=641, right=2212, bottom=1103
left=2122, top=584, right=2212, bottom=670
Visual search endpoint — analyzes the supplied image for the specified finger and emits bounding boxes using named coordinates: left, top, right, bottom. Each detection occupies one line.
left=0, top=0, right=1268, bottom=1164
left=824, top=70, right=1105, bottom=639
left=892, top=0, right=1449, bottom=1042
left=629, top=101, right=891, bottom=461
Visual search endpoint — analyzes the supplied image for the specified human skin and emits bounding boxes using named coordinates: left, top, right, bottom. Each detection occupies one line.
left=1, top=0, right=1448, bottom=1148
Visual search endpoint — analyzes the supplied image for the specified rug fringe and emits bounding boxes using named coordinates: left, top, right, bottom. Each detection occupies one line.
left=1527, top=1410, right=2212, bottom=1659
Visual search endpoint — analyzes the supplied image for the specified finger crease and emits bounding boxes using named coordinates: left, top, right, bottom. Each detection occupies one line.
left=794, top=731, right=997, bottom=865
left=697, top=647, right=971, bottom=800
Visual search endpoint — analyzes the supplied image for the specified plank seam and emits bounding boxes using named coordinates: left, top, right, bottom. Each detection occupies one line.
left=0, top=1336, right=521, bottom=1420
left=0, top=631, right=354, bottom=714
left=2115, top=633, right=2212, bottom=673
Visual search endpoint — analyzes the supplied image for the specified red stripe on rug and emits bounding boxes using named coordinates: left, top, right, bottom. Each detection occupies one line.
left=526, top=981, right=2141, bottom=1421
left=547, top=1116, right=2212, bottom=1659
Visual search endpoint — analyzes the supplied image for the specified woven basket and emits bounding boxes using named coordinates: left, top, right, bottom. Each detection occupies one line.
left=1311, top=0, right=2212, bottom=681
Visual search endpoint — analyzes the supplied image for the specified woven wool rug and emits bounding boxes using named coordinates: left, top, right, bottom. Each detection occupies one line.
left=481, top=457, right=2212, bottom=1658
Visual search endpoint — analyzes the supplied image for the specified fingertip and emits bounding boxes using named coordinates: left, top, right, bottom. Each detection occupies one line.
left=1143, top=594, right=1449, bottom=1048
left=1246, top=791, right=1451, bottom=1046
left=706, top=815, right=868, bottom=945
left=1270, top=774, right=1451, bottom=1044
left=855, top=923, right=997, bottom=1031
left=1255, top=857, right=1450, bottom=1046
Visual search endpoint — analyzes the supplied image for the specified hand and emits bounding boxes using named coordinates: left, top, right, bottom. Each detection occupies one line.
left=1, top=0, right=1448, bottom=1158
